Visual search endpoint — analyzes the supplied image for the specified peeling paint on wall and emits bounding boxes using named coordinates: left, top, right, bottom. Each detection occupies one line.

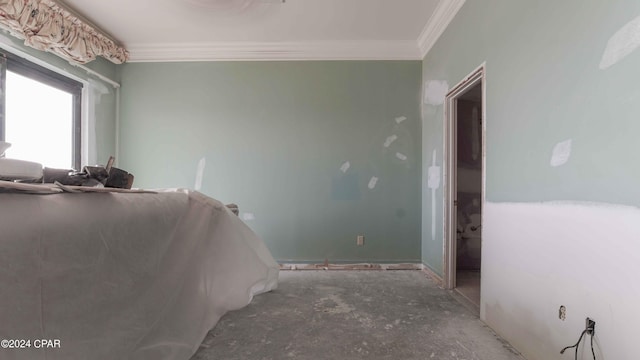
left=195, top=157, right=206, bottom=191
left=423, top=80, right=449, bottom=105
left=600, top=15, right=640, bottom=69
left=550, top=139, right=572, bottom=167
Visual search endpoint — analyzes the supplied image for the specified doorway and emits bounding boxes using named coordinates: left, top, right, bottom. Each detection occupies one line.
left=443, top=65, right=485, bottom=310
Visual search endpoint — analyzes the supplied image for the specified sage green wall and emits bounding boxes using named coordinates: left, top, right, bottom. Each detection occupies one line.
left=119, top=61, right=422, bottom=263
left=421, top=1, right=640, bottom=359
left=0, top=31, right=119, bottom=165
left=421, top=0, right=640, bottom=275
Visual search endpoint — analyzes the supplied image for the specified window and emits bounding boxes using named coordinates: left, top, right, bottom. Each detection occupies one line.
left=0, top=51, right=83, bottom=170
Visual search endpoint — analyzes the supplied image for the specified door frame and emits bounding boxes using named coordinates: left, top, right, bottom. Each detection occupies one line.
left=443, top=63, right=486, bottom=290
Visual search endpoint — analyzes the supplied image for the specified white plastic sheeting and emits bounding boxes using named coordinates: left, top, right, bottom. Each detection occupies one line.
left=0, top=189, right=279, bottom=360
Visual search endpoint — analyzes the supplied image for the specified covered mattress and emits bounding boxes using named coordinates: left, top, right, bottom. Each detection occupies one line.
left=0, top=189, right=279, bottom=360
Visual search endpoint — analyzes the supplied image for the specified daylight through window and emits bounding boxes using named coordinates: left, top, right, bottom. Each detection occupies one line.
left=0, top=51, right=83, bottom=170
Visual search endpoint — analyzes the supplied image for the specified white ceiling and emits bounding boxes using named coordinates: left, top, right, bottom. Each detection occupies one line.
left=59, top=0, right=465, bottom=62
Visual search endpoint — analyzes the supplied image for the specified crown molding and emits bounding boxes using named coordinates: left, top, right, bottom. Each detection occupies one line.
left=417, top=0, right=466, bottom=58
left=125, top=1, right=465, bottom=62
left=127, top=40, right=422, bottom=62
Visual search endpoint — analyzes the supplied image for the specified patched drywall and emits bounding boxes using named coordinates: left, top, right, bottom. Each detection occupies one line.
left=483, top=201, right=640, bottom=360
left=600, top=15, right=640, bottom=69
left=119, top=61, right=422, bottom=263
left=422, top=0, right=640, bottom=358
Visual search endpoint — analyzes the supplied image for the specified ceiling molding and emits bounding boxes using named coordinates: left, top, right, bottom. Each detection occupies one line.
left=417, top=0, right=466, bottom=58
left=121, top=1, right=467, bottom=62
left=127, top=41, right=422, bottom=62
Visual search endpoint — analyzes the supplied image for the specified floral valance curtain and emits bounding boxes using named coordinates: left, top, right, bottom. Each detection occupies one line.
left=0, top=0, right=128, bottom=64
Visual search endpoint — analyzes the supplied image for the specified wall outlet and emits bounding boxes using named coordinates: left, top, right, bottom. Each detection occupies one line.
left=356, top=235, right=365, bottom=246
left=586, top=317, right=595, bottom=335
left=558, top=305, right=566, bottom=321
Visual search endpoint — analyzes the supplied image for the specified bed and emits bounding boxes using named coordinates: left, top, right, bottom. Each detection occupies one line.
left=0, top=188, right=279, bottom=360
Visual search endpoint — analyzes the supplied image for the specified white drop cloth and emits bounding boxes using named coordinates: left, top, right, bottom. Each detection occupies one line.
left=0, top=189, right=279, bottom=360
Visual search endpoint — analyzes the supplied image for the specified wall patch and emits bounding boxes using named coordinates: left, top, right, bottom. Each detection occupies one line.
left=550, top=139, right=572, bottom=167
left=242, top=213, right=255, bottom=221
left=395, top=116, right=407, bottom=124
left=368, top=176, right=379, bottom=190
left=340, top=161, right=351, bottom=173
left=427, top=150, right=440, bottom=241
left=384, top=134, right=398, bottom=148
left=427, top=151, right=441, bottom=190
left=423, top=80, right=449, bottom=105
left=600, top=15, right=640, bottom=69
left=195, top=157, right=206, bottom=191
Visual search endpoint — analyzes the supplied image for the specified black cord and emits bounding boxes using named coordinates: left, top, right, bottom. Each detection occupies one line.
left=560, top=329, right=597, bottom=360
left=560, top=329, right=587, bottom=360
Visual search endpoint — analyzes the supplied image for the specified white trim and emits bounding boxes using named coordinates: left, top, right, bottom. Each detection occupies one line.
left=479, top=63, right=487, bottom=319
left=69, top=61, right=120, bottom=89
left=443, top=85, right=457, bottom=290
left=81, top=87, right=90, bottom=167
left=126, top=40, right=421, bottom=62
left=443, top=63, right=485, bottom=290
left=115, top=87, right=120, bottom=167
left=417, top=0, right=466, bottom=58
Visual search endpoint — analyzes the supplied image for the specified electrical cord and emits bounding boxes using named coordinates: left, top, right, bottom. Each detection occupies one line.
left=560, top=329, right=587, bottom=360
left=560, top=328, right=597, bottom=360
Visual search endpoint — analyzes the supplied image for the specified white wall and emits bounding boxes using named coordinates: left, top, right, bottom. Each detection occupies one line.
left=483, top=202, right=640, bottom=359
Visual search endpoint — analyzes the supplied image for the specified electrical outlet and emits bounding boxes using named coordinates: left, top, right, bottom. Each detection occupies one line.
left=586, top=317, right=595, bottom=335
left=558, top=305, right=566, bottom=321
left=356, top=235, right=365, bottom=246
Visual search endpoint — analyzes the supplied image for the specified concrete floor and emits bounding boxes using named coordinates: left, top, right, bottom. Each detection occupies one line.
left=191, top=271, right=523, bottom=360
left=456, top=270, right=481, bottom=309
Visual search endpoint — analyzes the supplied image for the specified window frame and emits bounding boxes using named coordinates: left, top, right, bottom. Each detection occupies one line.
left=0, top=51, right=83, bottom=170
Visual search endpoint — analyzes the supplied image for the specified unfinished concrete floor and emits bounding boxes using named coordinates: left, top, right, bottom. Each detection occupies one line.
left=191, top=271, right=523, bottom=360
left=456, top=270, right=481, bottom=310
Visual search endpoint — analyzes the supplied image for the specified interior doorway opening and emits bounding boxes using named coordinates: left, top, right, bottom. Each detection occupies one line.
left=443, top=66, right=485, bottom=311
